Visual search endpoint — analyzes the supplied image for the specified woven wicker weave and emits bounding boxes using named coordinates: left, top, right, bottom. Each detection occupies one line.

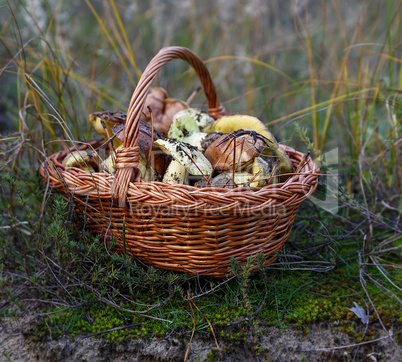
left=40, top=47, right=319, bottom=278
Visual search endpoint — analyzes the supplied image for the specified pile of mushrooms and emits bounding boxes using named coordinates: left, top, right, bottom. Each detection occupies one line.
left=63, top=87, right=293, bottom=188
left=152, top=110, right=285, bottom=188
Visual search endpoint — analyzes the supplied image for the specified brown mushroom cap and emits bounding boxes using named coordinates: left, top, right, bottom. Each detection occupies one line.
left=142, top=87, right=188, bottom=135
left=204, top=130, right=266, bottom=172
left=158, top=98, right=188, bottom=134
left=200, top=132, right=223, bottom=151
left=143, top=87, right=167, bottom=126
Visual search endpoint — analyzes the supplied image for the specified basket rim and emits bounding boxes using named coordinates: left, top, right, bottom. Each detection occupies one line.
left=40, top=140, right=319, bottom=212
left=41, top=141, right=319, bottom=189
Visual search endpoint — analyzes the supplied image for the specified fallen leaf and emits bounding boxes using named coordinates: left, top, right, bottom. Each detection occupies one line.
left=350, top=302, right=369, bottom=324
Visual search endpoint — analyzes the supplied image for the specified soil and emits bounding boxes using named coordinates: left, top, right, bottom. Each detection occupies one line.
left=1, top=314, right=400, bottom=361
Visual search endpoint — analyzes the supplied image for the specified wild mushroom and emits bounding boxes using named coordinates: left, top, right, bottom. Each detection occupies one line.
left=93, top=116, right=168, bottom=180
left=167, top=109, right=211, bottom=150
left=167, top=112, right=200, bottom=141
left=195, top=171, right=261, bottom=188
left=176, top=108, right=214, bottom=129
left=142, top=87, right=167, bottom=127
left=62, top=150, right=97, bottom=173
left=203, top=114, right=293, bottom=178
left=142, top=87, right=188, bottom=134
left=88, top=111, right=126, bottom=149
left=204, top=130, right=266, bottom=172
left=250, top=156, right=277, bottom=187
left=159, top=99, right=188, bottom=134
left=154, top=139, right=213, bottom=184
left=181, top=132, right=208, bottom=151
left=194, top=173, right=231, bottom=188
left=200, top=132, right=223, bottom=151
left=225, top=172, right=254, bottom=187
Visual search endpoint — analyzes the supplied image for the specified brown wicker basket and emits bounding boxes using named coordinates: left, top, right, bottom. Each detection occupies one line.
left=40, top=46, right=319, bottom=278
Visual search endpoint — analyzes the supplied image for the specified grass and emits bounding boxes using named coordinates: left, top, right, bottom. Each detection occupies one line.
left=0, top=0, right=401, bottom=360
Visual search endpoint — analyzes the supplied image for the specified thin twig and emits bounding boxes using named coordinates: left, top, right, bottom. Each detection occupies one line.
left=227, top=290, right=269, bottom=327
left=146, top=106, right=154, bottom=167
left=299, top=335, right=392, bottom=352
left=184, top=292, right=196, bottom=362
left=82, top=323, right=142, bottom=339
left=41, top=254, right=173, bottom=323
left=184, top=276, right=237, bottom=301
left=296, top=151, right=310, bottom=173
left=190, top=298, right=222, bottom=358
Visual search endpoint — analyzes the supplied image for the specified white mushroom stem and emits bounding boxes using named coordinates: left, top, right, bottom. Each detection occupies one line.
left=182, top=132, right=207, bottom=151
left=154, top=139, right=213, bottom=177
left=227, top=172, right=254, bottom=187
left=162, top=160, right=188, bottom=184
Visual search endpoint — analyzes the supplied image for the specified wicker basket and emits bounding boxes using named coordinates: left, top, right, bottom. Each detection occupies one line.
left=40, top=46, right=319, bottom=278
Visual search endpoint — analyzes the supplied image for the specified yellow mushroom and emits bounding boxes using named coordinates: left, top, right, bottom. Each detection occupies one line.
left=88, top=111, right=124, bottom=149
left=250, top=156, right=277, bottom=187
left=62, top=150, right=96, bottom=173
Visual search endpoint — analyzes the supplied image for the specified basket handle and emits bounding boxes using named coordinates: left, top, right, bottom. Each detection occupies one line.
left=113, top=46, right=226, bottom=205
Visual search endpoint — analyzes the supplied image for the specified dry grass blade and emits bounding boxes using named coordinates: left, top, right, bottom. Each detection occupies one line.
left=295, top=151, right=310, bottom=173
left=0, top=132, right=27, bottom=170
left=300, top=335, right=393, bottom=352
left=83, top=0, right=136, bottom=87
left=189, top=298, right=222, bottom=358
left=184, top=292, right=196, bottom=362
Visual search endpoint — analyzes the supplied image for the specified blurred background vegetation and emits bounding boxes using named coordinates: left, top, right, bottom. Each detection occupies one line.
left=0, top=0, right=401, bottom=357
left=1, top=0, right=399, bottom=154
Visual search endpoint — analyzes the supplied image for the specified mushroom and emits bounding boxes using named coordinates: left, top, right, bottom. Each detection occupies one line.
left=204, top=130, right=266, bottom=172
left=159, top=98, right=188, bottom=134
left=250, top=156, right=277, bottom=187
left=142, top=87, right=167, bottom=127
left=203, top=114, right=293, bottom=178
left=200, top=132, right=223, bottom=151
left=142, top=87, right=188, bottom=134
left=167, top=109, right=210, bottom=150
left=203, top=115, right=276, bottom=143
left=88, top=111, right=126, bottom=148
left=182, top=132, right=208, bottom=151
left=195, top=171, right=259, bottom=188
left=226, top=172, right=254, bottom=187
left=154, top=139, right=213, bottom=184
left=175, top=108, right=214, bottom=129
left=195, top=173, right=234, bottom=189
left=162, top=160, right=189, bottom=184
left=167, top=112, right=200, bottom=141
left=62, top=150, right=97, bottom=173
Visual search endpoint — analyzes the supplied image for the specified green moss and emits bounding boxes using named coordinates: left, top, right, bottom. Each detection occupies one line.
left=32, top=254, right=401, bottom=348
